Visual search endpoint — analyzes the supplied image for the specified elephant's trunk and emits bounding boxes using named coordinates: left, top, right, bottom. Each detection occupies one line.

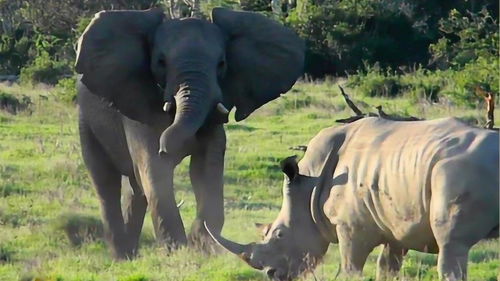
left=159, top=85, right=210, bottom=155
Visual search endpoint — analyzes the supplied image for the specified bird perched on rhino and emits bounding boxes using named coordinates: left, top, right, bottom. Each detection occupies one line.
left=206, top=117, right=499, bottom=281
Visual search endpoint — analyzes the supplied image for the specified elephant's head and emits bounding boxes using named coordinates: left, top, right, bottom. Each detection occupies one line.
left=205, top=155, right=336, bottom=281
left=75, top=8, right=304, bottom=155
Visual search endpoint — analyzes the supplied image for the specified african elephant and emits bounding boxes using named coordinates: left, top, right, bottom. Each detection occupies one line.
left=207, top=117, right=499, bottom=281
left=75, top=8, right=304, bottom=259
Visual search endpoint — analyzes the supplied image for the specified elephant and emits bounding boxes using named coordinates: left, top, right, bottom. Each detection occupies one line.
left=75, top=7, right=304, bottom=259
left=206, top=117, right=499, bottom=281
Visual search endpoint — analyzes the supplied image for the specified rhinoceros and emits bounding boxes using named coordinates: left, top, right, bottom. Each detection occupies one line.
left=206, top=117, right=499, bottom=281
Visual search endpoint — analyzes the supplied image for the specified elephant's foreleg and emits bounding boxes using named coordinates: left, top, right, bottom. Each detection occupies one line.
left=80, top=126, right=130, bottom=259
left=122, top=176, right=148, bottom=256
left=141, top=158, right=187, bottom=250
left=188, top=125, right=225, bottom=251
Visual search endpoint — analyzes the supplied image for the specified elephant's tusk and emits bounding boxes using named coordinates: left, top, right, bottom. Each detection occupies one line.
left=217, top=103, right=229, bottom=115
left=176, top=199, right=185, bottom=208
left=163, top=101, right=173, bottom=112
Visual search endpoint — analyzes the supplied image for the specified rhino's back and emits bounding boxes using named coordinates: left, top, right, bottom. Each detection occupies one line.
left=306, top=117, right=499, bottom=251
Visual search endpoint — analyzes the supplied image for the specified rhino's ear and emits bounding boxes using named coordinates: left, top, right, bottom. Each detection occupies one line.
left=255, top=223, right=272, bottom=238
left=280, top=155, right=299, bottom=181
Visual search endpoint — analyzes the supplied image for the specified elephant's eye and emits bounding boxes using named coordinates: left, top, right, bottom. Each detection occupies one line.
left=217, top=60, right=226, bottom=76
left=158, top=57, right=167, bottom=68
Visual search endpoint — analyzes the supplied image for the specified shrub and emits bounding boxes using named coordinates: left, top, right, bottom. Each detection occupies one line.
left=54, top=212, right=104, bottom=246
left=347, top=59, right=498, bottom=107
left=429, top=8, right=499, bottom=69
left=0, top=91, right=32, bottom=114
left=347, top=64, right=406, bottom=97
left=286, top=0, right=435, bottom=76
left=0, top=244, right=15, bottom=263
left=19, top=51, right=70, bottom=85
left=54, top=77, right=77, bottom=104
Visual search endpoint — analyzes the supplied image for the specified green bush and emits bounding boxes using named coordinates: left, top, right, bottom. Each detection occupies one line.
left=54, top=77, right=77, bottom=104
left=347, top=58, right=497, bottom=107
left=0, top=91, right=32, bottom=114
left=347, top=63, right=406, bottom=97
left=286, top=0, right=438, bottom=76
left=429, top=8, right=499, bottom=69
left=19, top=51, right=70, bottom=85
left=347, top=7, right=498, bottom=106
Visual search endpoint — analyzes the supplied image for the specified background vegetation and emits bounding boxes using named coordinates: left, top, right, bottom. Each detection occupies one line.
left=0, top=0, right=498, bottom=106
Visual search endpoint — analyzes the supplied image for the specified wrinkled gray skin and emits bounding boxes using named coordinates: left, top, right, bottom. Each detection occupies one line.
left=207, top=117, right=499, bottom=281
left=75, top=8, right=304, bottom=259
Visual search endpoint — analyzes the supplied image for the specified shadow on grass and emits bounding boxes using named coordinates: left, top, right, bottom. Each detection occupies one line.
left=225, top=271, right=265, bottom=281
left=0, top=244, right=15, bottom=263
left=1, top=183, right=29, bottom=197
left=54, top=212, right=104, bottom=246
left=225, top=200, right=279, bottom=211
left=469, top=249, right=499, bottom=263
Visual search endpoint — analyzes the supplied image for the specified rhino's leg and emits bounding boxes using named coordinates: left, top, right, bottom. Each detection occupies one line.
left=436, top=243, right=469, bottom=281
left=337, top=224, right=380, bottom=276
left=376, top=243, right=407, bottom=280
left=430, top=159, right=498, bottom=281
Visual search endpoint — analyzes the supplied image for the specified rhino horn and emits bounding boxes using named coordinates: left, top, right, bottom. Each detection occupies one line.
left=204, top=221, right=263, bottom=269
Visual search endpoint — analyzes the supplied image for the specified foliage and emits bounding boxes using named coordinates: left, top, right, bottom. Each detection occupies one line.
left=347, top=56, right=498, bottom=107
left=286, top=0, right=430, bottom=76
left=19, top=51, right=71, bottom=85
left=54, top=77, right=77, bottom=104
left=429, top=8, right=499, bottom=68
left=285, top=0, right=498, bottom=77
left=1, top=0, right=499, bottom=79
left=0, top=91, right=32, bottom=114
left=348, top=8, right=498, bottom=106
left=200, top=0, right=240, bottom=17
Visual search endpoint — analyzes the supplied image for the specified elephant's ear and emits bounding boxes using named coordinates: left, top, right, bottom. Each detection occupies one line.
left=212, top=8, right=305, bottom=121
left=75, top=9, right=164, bottom=123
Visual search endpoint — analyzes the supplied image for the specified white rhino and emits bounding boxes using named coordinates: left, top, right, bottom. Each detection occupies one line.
left=206, top=117, right=499, bottom=281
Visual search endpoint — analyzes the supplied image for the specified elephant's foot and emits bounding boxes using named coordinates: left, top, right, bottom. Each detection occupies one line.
left=188, top=220, right=221, bottom=254
left=155, top=235, right=188, bottom=253
left=108, top=236, right=136, bottom=260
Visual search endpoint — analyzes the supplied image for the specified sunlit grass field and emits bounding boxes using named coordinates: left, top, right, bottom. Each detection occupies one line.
left=0, top=81, right=498, bottom=281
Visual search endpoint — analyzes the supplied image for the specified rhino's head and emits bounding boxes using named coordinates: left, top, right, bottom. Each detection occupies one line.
left=206, top=155, right=337, bottom=280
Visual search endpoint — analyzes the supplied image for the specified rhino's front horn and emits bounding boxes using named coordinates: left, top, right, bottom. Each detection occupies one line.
left=204, top=221, right=248, bottom=255
left=204, top=222, right=262, bottom=269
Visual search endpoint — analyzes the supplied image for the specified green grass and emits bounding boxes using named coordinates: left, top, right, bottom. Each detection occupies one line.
left=0, top=81, right=498, bottom=281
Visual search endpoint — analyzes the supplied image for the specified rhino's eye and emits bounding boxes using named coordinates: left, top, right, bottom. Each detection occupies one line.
left=274, top=229, right=284, bottom=239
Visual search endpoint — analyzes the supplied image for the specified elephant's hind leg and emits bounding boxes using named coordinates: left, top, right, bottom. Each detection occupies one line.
left=122, top=176, right=148, bottom=256
left=80, top=124, right=130, bottom=259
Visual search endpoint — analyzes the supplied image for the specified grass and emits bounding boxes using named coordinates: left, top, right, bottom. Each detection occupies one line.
left=0, top=81, right=498, bottom=281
